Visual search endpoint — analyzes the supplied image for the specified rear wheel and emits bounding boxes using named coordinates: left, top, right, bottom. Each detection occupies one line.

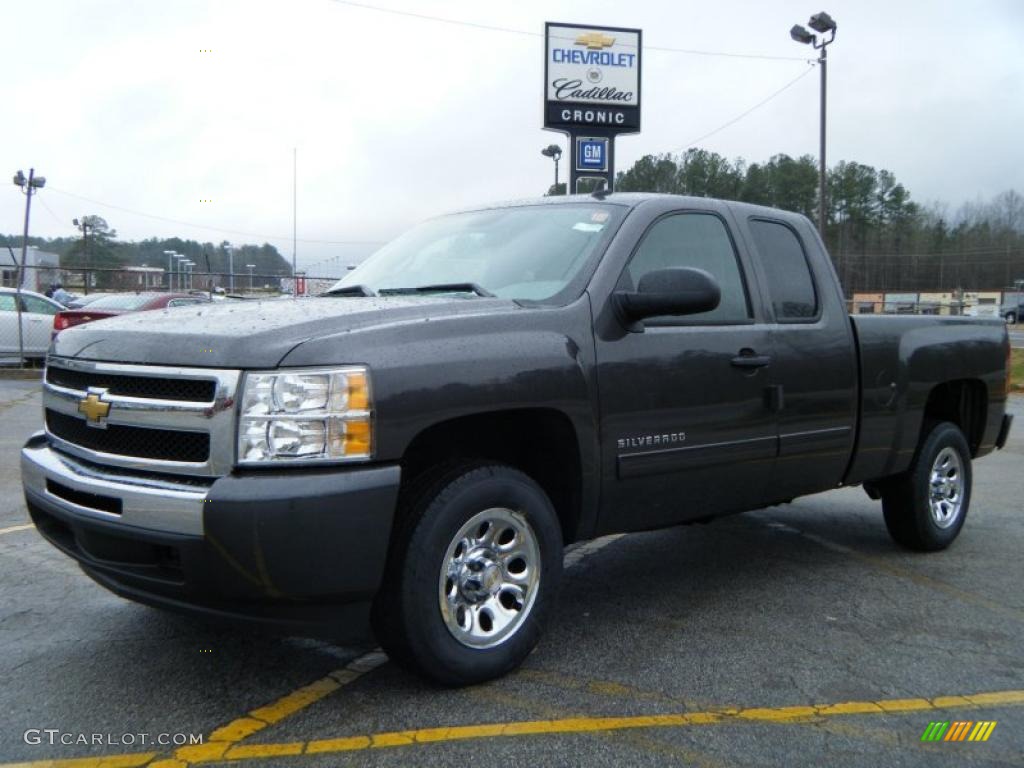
left=882, top=421, right=972, bottom=551
left=371, top=462, right=563, bottom=686
left=1006, top=311, right=1018, bottom=325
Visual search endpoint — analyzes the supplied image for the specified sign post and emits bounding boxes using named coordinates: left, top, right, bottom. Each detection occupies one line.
left=543, top=22, right=642, bottom=193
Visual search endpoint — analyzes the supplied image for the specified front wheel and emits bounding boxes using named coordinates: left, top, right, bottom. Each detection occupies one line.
left=882, top=421, right=972, bottom=551
left=371, top=463, right=563, bottom=686
left=1006, top=311, right=1018, bottom=325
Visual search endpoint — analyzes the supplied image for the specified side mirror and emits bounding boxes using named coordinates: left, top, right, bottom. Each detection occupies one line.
left=613, top=267, right=721, bottom=329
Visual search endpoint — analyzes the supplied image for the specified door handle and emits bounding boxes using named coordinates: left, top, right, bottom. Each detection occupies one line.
left=731, top=350, right=771, bottom=369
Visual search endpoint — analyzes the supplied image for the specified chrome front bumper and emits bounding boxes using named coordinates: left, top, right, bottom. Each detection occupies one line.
left=21, top=434, right=211, bottom=536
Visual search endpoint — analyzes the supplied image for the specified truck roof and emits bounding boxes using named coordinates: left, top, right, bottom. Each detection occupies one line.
left=461, top=192, right=812, bottom=226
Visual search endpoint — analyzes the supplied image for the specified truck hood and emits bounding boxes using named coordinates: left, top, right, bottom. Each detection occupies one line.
left=51, top=296, right=520, bottom=368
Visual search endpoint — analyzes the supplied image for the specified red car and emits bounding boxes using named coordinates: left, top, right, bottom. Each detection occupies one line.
left=53, top=292, right=209, bottom=334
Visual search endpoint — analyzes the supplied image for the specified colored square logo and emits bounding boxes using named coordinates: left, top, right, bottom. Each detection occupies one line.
left=576, top=138, right=609, bottom=172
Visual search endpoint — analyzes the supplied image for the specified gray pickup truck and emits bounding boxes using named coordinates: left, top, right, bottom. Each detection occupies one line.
left=22, top=194, right=1013, bottom=685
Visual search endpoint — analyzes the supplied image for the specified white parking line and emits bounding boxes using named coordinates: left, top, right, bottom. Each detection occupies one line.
left=0, top=524, right=33, bottom=536
left=564, top=534, right=625, bottom=567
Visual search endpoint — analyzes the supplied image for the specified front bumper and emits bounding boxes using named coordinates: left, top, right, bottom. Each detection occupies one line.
left=21, top=433, right=401, bottom=638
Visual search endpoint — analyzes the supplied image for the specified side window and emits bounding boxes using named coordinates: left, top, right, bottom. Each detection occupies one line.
left=0, top=295, right=15, bottom=312
left=23, top=296, right=58, bottom=315
left=622, top=213, right=751, bottom=324
left=748, top=219, right=818, bottom=321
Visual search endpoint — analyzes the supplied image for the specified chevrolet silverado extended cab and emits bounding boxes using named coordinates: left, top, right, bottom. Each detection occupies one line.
left=22, top=194, right=1013, bottom=685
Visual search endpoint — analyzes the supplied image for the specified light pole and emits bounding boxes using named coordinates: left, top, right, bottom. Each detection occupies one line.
left=224, top=242, right=235, bottom=293
left=163, top=250, right=177, bottom=290
left=13, top=168, right=46, bottom=366
left=246, top=264, right=256, bottom=291
left=174, top=254, right=186, bottom=291
left=541, top=144, right=563, bottom=195
left=184, top=261, right=195, bottom=290
left=790, top=11, right=837, bottom=238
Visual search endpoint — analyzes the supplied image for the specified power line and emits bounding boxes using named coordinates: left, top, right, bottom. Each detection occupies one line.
left=671, top=63, right=817, bottom=152
left=32, top=195, right=68, bottom=228
left=326, top=0, right=808, bottom=62
left=45, top=187, right=384, bottom=247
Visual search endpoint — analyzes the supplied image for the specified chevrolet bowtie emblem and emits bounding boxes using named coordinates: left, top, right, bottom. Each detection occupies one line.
left=78, top=391, right=111, bottom=424
left=575, top=32, right=616, bottom=50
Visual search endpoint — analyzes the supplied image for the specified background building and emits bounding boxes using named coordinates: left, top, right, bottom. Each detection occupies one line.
left=0, top=246, right=60, bottom=293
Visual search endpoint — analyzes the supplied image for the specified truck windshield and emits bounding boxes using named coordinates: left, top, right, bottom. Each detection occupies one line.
left=330, top=204, right=623, bottom=302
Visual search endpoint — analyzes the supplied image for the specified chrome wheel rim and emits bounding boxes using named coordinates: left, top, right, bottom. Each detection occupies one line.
left=438, top=507, right=541, bottom=649
left=929, top=447, right=964, bottom=528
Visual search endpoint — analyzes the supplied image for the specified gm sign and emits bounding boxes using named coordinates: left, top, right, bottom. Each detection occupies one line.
left=576, top=137, right=609, bottom=172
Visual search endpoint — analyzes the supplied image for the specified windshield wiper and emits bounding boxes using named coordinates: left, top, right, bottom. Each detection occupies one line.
left=379, top=282, right=495, bottom=298
left=326, top=284, right=377, bottom=297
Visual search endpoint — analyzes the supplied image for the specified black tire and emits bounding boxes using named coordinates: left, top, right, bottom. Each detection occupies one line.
left=371, top=462, right=563, bottom=686
left=882, top=421, right=972, bottom=551
left=1006, top=312, right=1017, bottom=325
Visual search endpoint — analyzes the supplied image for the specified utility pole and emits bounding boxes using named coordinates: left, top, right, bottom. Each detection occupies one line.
left=12, top=168, right=46, bottom=366
left=73, top=217, right=92, bottom=293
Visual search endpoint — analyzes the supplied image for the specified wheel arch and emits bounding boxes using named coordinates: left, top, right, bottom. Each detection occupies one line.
left=398, top=408, right=589, bottom=545
left=920, top=379, right=988, bottom=457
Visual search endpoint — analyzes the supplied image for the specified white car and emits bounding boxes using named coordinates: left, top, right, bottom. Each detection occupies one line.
left=0, top=287, right=63, bottom=361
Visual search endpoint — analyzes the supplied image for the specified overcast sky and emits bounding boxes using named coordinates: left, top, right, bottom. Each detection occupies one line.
left=3, top=0, right=1022, bottom=274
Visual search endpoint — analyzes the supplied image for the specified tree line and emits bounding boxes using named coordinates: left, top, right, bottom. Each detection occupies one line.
left=611, top=149, right=1024, bottom=293
left=1, top=217, right=292, bottom=290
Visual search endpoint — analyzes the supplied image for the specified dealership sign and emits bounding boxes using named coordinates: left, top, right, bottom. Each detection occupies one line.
left=544, top=23, right=642, bottom=132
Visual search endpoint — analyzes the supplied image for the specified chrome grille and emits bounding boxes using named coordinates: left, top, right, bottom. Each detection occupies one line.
left=46, top=366, right=216, bottom=402
left=46, top=409, right=210, bottom=463
left=42, top=357, right=240, bottom=477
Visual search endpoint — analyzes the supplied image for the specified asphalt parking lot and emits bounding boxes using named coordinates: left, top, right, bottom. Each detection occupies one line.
left=1, top=378, right=1022, bottom=768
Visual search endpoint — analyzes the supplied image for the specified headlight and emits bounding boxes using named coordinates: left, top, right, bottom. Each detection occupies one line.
left=237, top=366, right=373, bottom=464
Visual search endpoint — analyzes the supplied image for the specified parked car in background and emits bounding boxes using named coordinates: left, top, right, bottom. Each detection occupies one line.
left=1001, top=298, right=1023, bottom=324
left=64, top=292, right=117, bottom=309
left=0, top=287, right=63, bottom=361
left=53, top=292, right=210, bottom=334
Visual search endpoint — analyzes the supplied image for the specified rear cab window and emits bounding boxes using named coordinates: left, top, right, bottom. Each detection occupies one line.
left=748, top=218, right=819, bottom=322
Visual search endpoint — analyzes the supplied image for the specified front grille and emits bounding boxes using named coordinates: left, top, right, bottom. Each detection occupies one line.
left=46, top=409, right=210, bottom=463
left=46, top=366, right=216, bottom=402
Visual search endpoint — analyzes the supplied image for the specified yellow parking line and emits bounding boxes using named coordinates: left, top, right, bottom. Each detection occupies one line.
left=187, top=688, right=1024, bottom=763
left=202, top=688, right=1024, bottom=761
left=0, top=524, right=34, bottom=536
left=0, top=753, right=156, bottom=768
left=5, top=688, right=1023, bottom=767
left=145, top=650, right=387, bottom=767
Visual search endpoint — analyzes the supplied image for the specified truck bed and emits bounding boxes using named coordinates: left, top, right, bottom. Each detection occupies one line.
left=845, top=314, right=1009, bottom=485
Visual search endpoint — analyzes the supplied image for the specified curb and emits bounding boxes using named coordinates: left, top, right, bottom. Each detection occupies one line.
left=0, top=368, right=44, bottom=380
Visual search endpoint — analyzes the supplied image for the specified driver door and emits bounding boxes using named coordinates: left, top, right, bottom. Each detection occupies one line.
left=595, top=210, right=777, bottom=533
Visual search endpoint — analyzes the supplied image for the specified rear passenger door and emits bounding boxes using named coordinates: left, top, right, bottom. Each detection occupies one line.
left=740, top=216, right=858, bottom=503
